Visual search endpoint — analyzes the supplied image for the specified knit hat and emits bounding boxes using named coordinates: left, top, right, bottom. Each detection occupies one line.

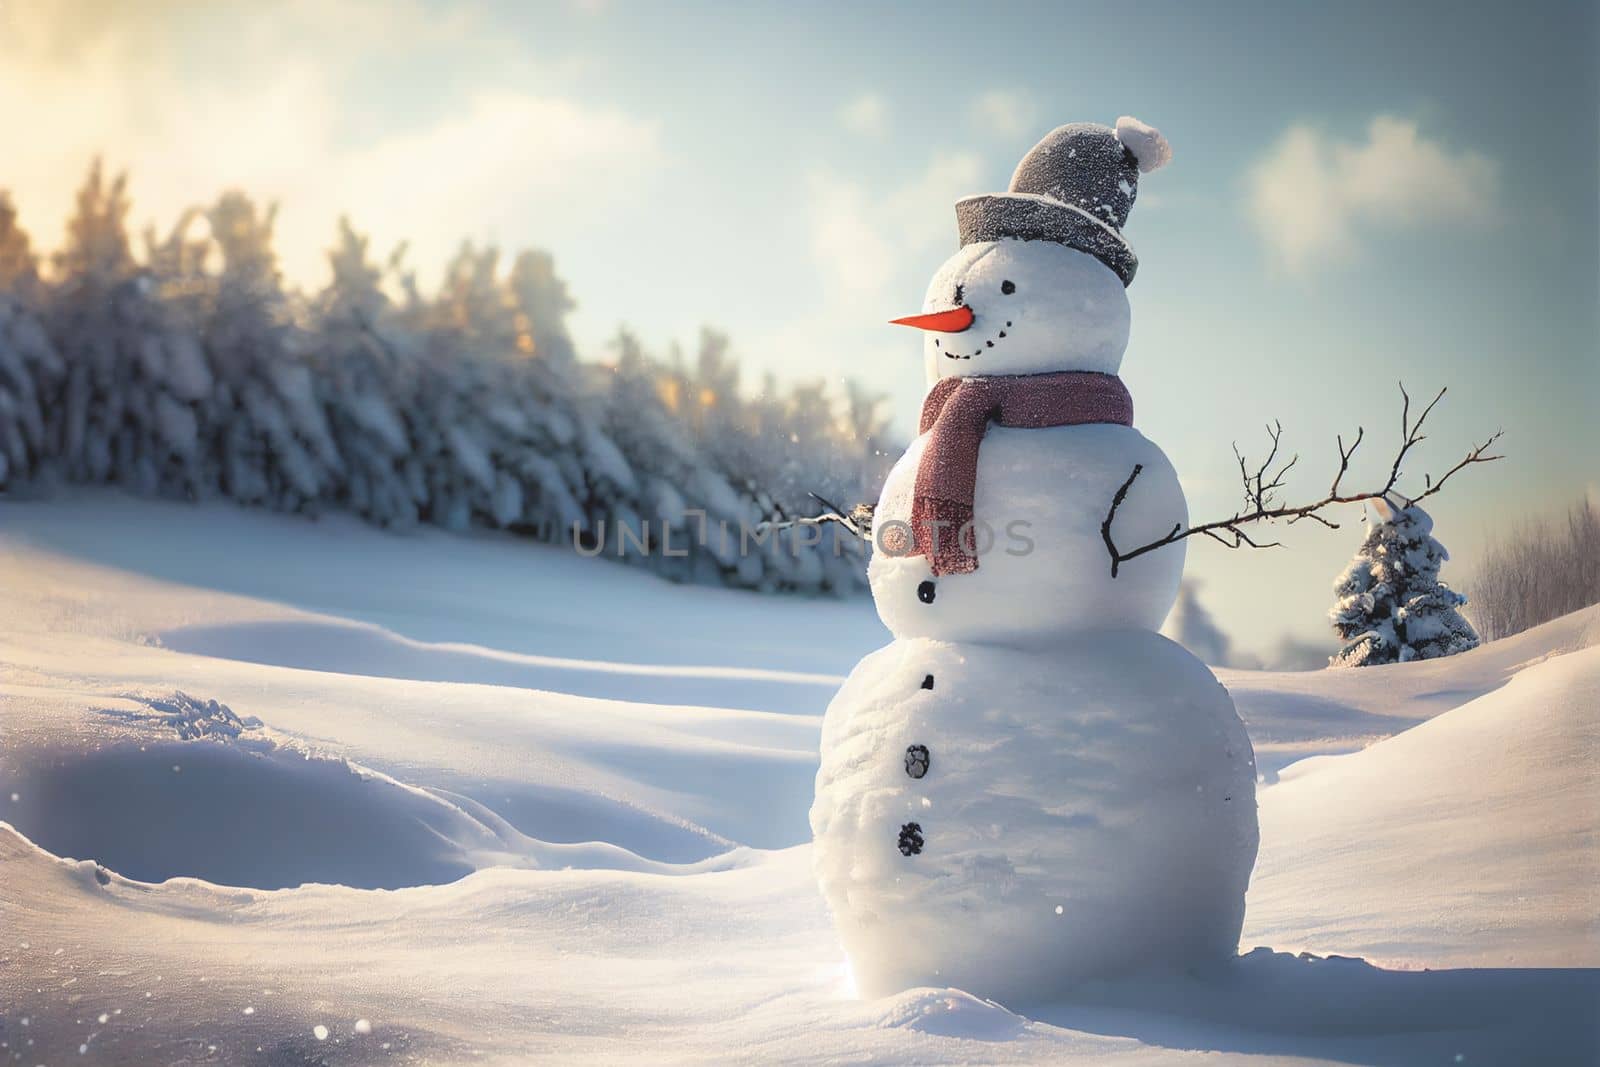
left=954, top=117, right=1170, bottom=287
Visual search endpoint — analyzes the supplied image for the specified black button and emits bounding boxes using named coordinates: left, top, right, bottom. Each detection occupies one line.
left=897, top=822, right=924, bottom=856
left=905, top=744, right=930, bottom=779
left=920, top=674, right=934, bottom=690
left=917, top=580, right=936, bottom=604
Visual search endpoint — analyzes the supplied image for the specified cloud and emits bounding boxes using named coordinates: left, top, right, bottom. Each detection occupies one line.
left=315, top=93, right=659, bottom=287
left=1, top=0, right=482, bottom=68
left=839, top=93, right=890, bottom=137
left=1248, top=116, right=1499, bottom=270
left=968, top=90, right=1038, bottom=140
left=806, top=152, right=983, bottom=313
left=0, top=0, right=659, bottom=289
left=739, top=150, right=983, bottom=410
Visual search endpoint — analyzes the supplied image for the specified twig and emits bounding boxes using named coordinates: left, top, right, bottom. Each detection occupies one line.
left=1102, top=382, right=1504, bottom=576
left=756, top=492, right=873, bottom=540
left=1101, top=465, right=1148, bottom=578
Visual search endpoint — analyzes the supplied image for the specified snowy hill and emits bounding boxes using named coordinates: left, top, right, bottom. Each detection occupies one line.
left=1221, top=603, right=1600, bottom=779
left=1246, top=637, right=1599, bottom=969
left=2, top=494, right=1596, bottom=1064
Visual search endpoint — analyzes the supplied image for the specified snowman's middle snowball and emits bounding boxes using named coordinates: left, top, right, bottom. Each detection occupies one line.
left=871, top=422, right=1187, bottom=644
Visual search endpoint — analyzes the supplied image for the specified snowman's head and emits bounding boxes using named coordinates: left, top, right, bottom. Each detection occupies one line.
left=897, top=238, right=1131, bottom=385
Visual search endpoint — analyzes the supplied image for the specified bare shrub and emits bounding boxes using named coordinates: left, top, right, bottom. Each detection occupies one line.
left=1467, top=498, right=1600, bottom=641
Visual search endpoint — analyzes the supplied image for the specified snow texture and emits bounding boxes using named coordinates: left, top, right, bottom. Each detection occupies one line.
left=1009, top=123, right=1146, bottom=230
left=811, top=631, right=1258, bottom=1001
left=0, top=496, right=1596, bottom=1064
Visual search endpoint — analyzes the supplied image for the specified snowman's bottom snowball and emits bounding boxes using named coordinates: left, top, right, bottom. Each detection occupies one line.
left=810, top=631, right=1258, bottom=1004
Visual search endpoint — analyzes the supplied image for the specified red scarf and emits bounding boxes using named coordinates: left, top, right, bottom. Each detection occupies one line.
left=910, top=372, right=1133, bottom=576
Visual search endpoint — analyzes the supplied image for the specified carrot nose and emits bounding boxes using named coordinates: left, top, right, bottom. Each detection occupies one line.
left=890, top=305, right=975, bottom=332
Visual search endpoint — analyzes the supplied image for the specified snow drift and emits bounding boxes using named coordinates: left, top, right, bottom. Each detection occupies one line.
left=1, top=496, right=1595, bottom=1064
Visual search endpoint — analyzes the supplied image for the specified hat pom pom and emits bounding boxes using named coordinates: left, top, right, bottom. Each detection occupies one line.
left=1115, top=116, right=1171, bottom=174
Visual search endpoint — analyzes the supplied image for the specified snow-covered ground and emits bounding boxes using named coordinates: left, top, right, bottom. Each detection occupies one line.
left=2, top=494, right=1596, bottom=1065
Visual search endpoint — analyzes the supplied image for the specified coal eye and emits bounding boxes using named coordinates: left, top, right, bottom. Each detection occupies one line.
left=953, top=284, right=965, bottom=305
left=1001, top=279, right=1016, bottom=295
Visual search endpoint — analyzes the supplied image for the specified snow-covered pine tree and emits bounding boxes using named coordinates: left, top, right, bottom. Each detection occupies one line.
left=197, top=192, right=342, bottom=511
left=1329, top=496, right=1480, bottom=667
left=740, top=369, right=879, bottom=592
left=0, top=193, right=62, bottom=489
left=505, top=249, right=576, bottom=365
left=679, top=333, right=880, bottom=594
left=310, top=219, right=427, bottom=528
left=45, top=165, right=212, bottom=497
left=676, top=331, right=777, bottom=586
left=491, top=248, right=600, bottom=540
left=0, top=193, right=40, bottom=296
left=751, top=379, right=855, bottom=591
left=402, top=241, right=592, bottom=537
left=594, top=329, right=744, bottom=584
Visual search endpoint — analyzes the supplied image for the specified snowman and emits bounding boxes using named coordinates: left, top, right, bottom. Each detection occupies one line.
left=810, top=118, right=1259, bottom=1003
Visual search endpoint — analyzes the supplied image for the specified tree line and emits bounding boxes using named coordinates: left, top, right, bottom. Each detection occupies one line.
left=0, top=164, right=895, bottom=593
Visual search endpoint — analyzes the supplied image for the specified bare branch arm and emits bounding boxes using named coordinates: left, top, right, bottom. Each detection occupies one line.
left=1101, top=465, right=1146, bottom=578
left=756, top=492, right=874, bottom=541
left=1101, top=382, right=1504, bottom=576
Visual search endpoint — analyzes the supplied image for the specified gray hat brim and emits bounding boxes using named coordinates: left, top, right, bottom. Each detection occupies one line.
left=955, top=192, right=1138, bottom=287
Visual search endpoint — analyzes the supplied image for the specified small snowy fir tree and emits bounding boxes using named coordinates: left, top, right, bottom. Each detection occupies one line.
left=1329, top=496, right=1480, bottom=667
left=1163, top=579, right=1235, bottom=667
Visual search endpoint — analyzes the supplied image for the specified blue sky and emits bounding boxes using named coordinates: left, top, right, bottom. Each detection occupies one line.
left=2, top=0, right=1595, bottom=654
